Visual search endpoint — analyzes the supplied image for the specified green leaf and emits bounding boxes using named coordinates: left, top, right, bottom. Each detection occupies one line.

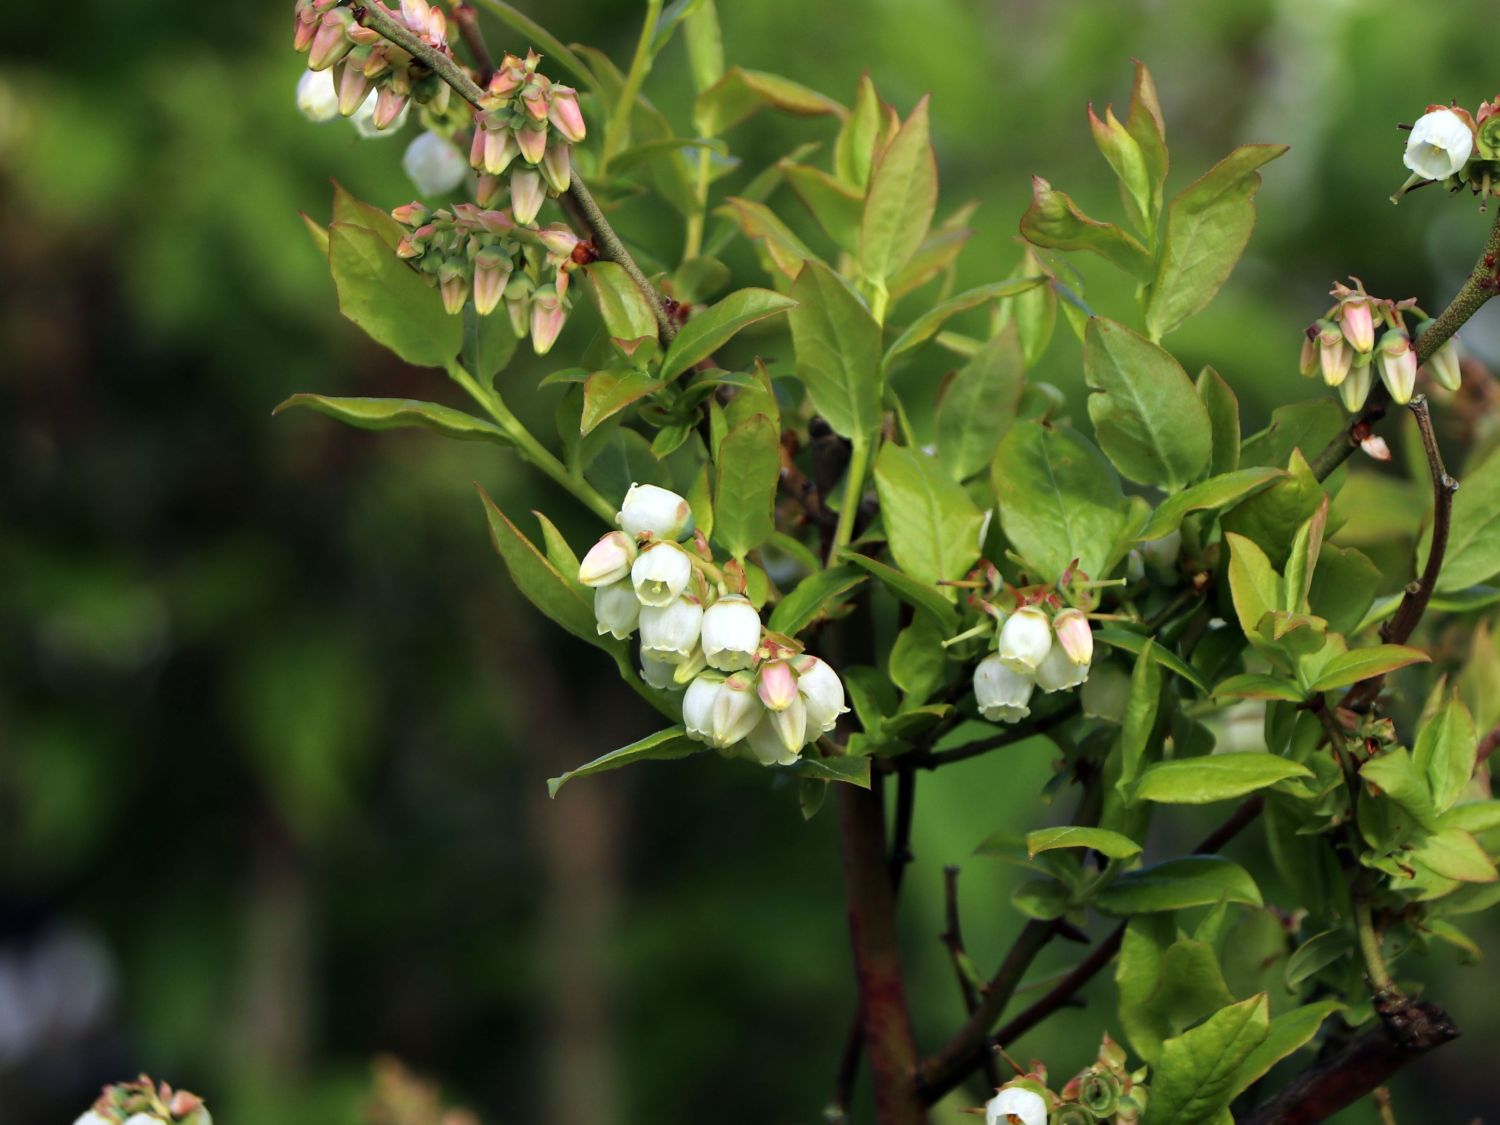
left=1197, top=366, right=1241, bottom=476
left=328, top=222, right=461, bottom=368
left=838, top=550, right=959, bottom=634
left=783, top=162, right=863, bottom=253
left=1095, top=628, right=1208, bottom=693
left=547, top=727, right=703, bottom=797
left=1144, top=144, right=1288, bottom=341
left=478, top=489, right=613, bottom=650
left=584, top=427, right=667, bottom=504
left=1415, top=691, right=1479, bottom=812
left=1117, top=926, right=1236, bottom=1065
left=461, top=302, right=518, bottom=384
left=992, top=422, right=1130, bottom=582
left=1124, top=61, right=1168, bottom=227
left=1308, top=645, right=1430, bottom=692
left=1419, top=440, right=1500, bottom=591
left=888, top=614, right=947, bottom=703
left=788, top=754, right=872, bottom=788
left=1096, top=856, right=1263, bottom=915
left=1116, top=641, right=1163, bottom=800
left=1083, top=318, right=1212, bottom=490
left=934, top=328, right=1026, bottom=481
left=1145, top=995, right=1270, bottom=1125
left=1307, top=544, right=1382, bottom=636
left=859, top=96, right=937, bottom=284
left=1212, top=673, right=1307, bottom=703
left=1284, top=929, right=1352, bottom=990
left=273, top=394, right=509, bottom=444
left=1138, top=467, right=1283, bottom=541
left=679, top=0, right=723, bottom=94
left=533, top=510, right=581, bottom=577
left=874, top=444, right=986, bottom=588
left=718, top=196, right=815, bottom=281
left=1222, top=450, right=1325, bottom=571
left=1027, top=826, right=1142, bottom=859
left=712, top=413, right=780, bottom=557
left=835, top=73, right=881, bottom=190
left=788, top=260, right=884, bottom=443
left=885, top=279, right=1044, bottom=365
left=330, top=179, right=405, bottom=248
left=693, top=66, right=846, bottom=137
left=767, top=566, right=865, bottom=637
left=1135, top=752, right=1313, bottom=805
left=584, top=260, right=660, bottom=361
left=301, top=211, right=330, bottom=256
left=1240, top=400, right=1346, bottom=471
left=580, top=367, right=661, bottom=435
left=1411, top=828, right=1499, bottom=883
left=1359, top=747, right=1437, bottom=831
left=1020, top=176, right=1152, bottom=279
left=1089, top=104, right=1153, bottom=235
left=659, top=287, right=797, bottom=382
left=1226, top=532, right=1282, bottom=644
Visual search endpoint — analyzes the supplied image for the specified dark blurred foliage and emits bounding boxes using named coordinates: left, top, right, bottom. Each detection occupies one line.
left=3, top=1, right=1499, bottom=1122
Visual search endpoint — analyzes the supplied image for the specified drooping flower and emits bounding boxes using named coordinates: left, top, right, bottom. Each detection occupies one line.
left=1337, top=295, right=1376, bottom=355
left=1404, top=107, right=1474, bottom=181
left=295, top=68, right=340, bottom=122
left=745, top=711, right=803, bottom=765
left=617, top=483, right=694, bottom=540
left=1339, top=357, right=1374, bottom=413
left=1376, top=329, right=1418, bottom=404
left=638, top=596, right=703, bottom=664
left=985, top=1085, right=1049, bottom=1125
left=974, top=653, right=1034, bottom=723
left=997, top=605, right=1053, bottom=673
left=401, top=131, right=469, bottom=197
left=593, top=580, right=640, bottom=640
left=793, top=655, right=849, bottom=734
left=700, top=594, right=762, bottom=671
left=1316, top=319, right=1352, bottom=387
left=712, top=671, right=764, bottom=747
left=683, top=672, right=726, bottom=743
left=640, top=652, right=681, bottom=691
left=1428, top=333, right=1463, bottom=391
left=630, top=541, right=692, bottom=607
left=1053, top=608, right=1094, bottom=666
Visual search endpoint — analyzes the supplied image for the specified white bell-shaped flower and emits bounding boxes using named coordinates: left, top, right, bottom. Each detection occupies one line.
left=682, top=672, right=725, bottom=743
left=631, top=542, right=692, bottom=607
left=974, top=653, right=1034, bottom=723
left=296, top=68, right=340, bottom=123
left=594, top=580, right=640, bottom=640
left=578, top=530, right=637, bottom=587
left=74, top=1114, right=116, bottom=1125
left=402, top=130, right=469, bottom=197
left=638, top=596, right=703, bottom=664
left=123, top=1116, right=167, bottom=1125
left=997, top=605, right=1053, bottom=673
left=617, top=482, right=694, bottom=540
left=640, top=652, right=682, bottom=691
left=1034, top=640, right=1089, bottom=693
left=700, top=594, right=762, bottom=671
left=793, top=655, right=849, bottom=734
left=1404, top=107, right=1473, bottom=181
left=745, top=711, right=801, bottom=766
left=712, top=671, right=764, bottom=747
left=985, top=1086, right=1048, bottom=1125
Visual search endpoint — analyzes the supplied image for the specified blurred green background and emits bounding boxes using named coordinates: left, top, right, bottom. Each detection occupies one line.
left=3, top=0, right=1499, bottom=1121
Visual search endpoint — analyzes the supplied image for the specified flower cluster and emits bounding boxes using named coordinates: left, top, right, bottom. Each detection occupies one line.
left=75, top=1076, right=211, bottom=1125
left=972, top=601, right=1094, bottom=726
left=1300, top=278, right=1462, bottom=410
left=293, top=0, right=453, bottom=132
left=390, top=201, right=588, bottom=350
left=578, top=484, right=849, bottom=766
left=1398, top=99, right=1500, bottom=200
left=981, top=1036, right=1147, bottom=1125
left=469, top=49, right=585, bottom=203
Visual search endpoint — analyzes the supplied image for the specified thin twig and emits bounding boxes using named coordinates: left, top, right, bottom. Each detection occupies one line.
left=902, top=703, right=1079, bottom=772
left=1344, top=396, right=1457, bottom=712
left=1373, top=1085, right=1398, bottom=1125
left=448, top=3, right=495, bottom=80
left=939, top=867, right=1004, bottom=1093
left=888, top=765, right=917, bottom=888
left=352, top=1, right=678, bottom=344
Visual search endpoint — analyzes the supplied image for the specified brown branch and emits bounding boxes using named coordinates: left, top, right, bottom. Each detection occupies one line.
left=352, top=1, right=678, bottom=344
left=1310, top=206, right=1500, bottom=483
left=449, top=3, right=495, bottom=81
left=837, top=780, right=928, bottom=1124
left=1240, top=1000, right=1458, bottom=1125
left=888, top=765, right=918, bottom=888
left=939, top=866, right=1004, bottom=1093
left=917, top=794, right=1266, bottom=1104
left=1344, top=396, right=1457, bottom=711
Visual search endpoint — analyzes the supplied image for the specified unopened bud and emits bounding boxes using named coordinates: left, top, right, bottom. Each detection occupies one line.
left=483, top=126, right=518, bottom=176
left=638, top=595, right=703, bottom=664
left=530, top=285, right=566, bottom=355
left=372, top=87, right=410, bottom=130
left=578, top=529, right=637, bottom=586
left=1377, top=329, right=1417, bottom=404
left=997, top=605, right=1052, bottom=673
left=475, top=173, right=505, bottom=208
left=438, top=263, right=469, bottom=315
left=540, top=140, right=572, bottom=193
left=1360, top=433, right=1392, bottom=461
left=631, top=541, right=693, bottom=606
left=400, top=0, right=432, bottom=31
left=1422, top=323, right=1463, bottom=391
left=511, top=168, right=545, bottom=224
left=1298, top=332, right=1319, bottom=378
left=472, top=249, right=512, bottom=317
left=1338, top=296, right=1375, bottom=354
left=548, top=86, right=587, bottom=143
left=1339, top=359, right=1373, bottom=413
left=537, top=224, right=580, bottom=259
left=295, top=68, right=340, bottom=122
left=391, top=200, right=430, bottom=227
left=1316, top=319, right=1351, bottom=387
left=974, top=653, right=1033, bottom=723
left=336, top=58, right=372, bottom=116
left=516, top=125, right=548, bottom=165
left=1053, top=607, right=1093, bottom=665
left=618, top=483, right=693, bottom=540
left=309, top=8, right=356, bottom=70
left=757, top=660, right=800, bottom=712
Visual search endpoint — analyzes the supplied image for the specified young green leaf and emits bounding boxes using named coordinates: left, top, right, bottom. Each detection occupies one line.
left=888, top=614, right=947, bottom=703
left=767, top=566, right=866, bottom=637
left=1144, top=144, right=1288, bottom=341
left=859, top=95, right=937, bottom=284
left=788, top=260, right=884, bottom=443
left=719, top=196, right=816, bottom=280
left=1197, top=366, right=1241, bottom=476
left=1410, top=828, right=1499, bottom=883
left=935, top=328, right=1026, bottom=481
left=783, top=162, right=863, bottom=254
left=1124, top=61, right=1168, bottom=226
left=1359, top=747, right=1438, bottom=830
left=328, top=222, right=461, bottom=368
left=1094, top=627, right=1209, bottom=693
left=584, top=260, right=660, bottom=361
left=1134, top=752, right=1313, bottom=805
left=274, top=394, right=510, bottom=445
left=1226, top=532, right=1283, bottom=644
left=693, top=66, right=846, bottom=137
left=1146, top=995, right=1270, bottom=1125
left=1307, top=645, right=1430, bottom=692
left=992, top=422, right=1130, bottom=582
left=1117, top=929, right=1235, bottom=1065
left=789, top=755, right=872, bottom=788
left=1283, top=929, right=1352, bottom=990
left=658, top=287, right=798, bottom=381
left=712, top=413, right=780, bottom=558
left=874, top=444, right=986, bottom=588
left=1211, top=673, right=1307, bottom=703
left=1083, top=318, right=1213, bottom=490
left=1414, top=690, right=1479, bottom=812
left=1116, top=641, right=1163, bottom=800
left=580, top=368, right=662, bottom=435
left=1137, top=467, right=1283, bottom=541
left=680, top=0, right=724, bottom=95
left=1095, top=856, right=1263, bottom=914
left=1020, top=177, right=1153, bottom=279
left=547, top=727, right=703, bottom=797
left=1026, top=826, right=1142, bottom=859
left=1221, top=450, right=1326, bottom=571
left=885, top=278, right=1043, bottom=365
left=834, top=73, right=882, bottom=190
left=838, top=550, right=959, bottom=634
left=1089, top=104, right=1153, bottom=235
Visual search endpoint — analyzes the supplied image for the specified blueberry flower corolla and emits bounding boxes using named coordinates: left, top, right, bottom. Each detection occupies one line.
left=1404, top=107, right=1474, bottom=181
left=617, top=483, right=693, bottom=540
left=578, top=530, right=637, bottom=587
left=974, top=653, right=1034, bottom=723
left=593, top=580, right=640, bottom=640
left=997, top=605, right=1053, bottom=673
left=638, top=596, right=703, bottom=664
left=630, top=541, right=692, bottom=607
left=295, top=68, right=340, bottom=122
left=700, top=594, right=761, bottom=671
left=402, top=131, right=469, bottom=197
left=793, top=655, right=848, bottom=734
left=985, top=1086, right=1048, bottom=1125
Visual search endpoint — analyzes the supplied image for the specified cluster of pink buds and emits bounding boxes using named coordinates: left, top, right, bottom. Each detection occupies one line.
left=390, top=200, right=588, bottom=351
left=1396, top=98, right=1500, bottom=203
left=470, top=50, right=586, bottom=208
left=293, top=0, right=453, bottom=133
left=577, top=484, right=849, bottom=766
left=1301, top=278, right=1462, bottom=410
left=74, top=1075, right=211, bottom=1125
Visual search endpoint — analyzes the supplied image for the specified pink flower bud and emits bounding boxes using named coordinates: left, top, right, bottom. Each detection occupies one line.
left=1298, top=332, right=1319, bottom=378
left=472, top=249, right=512, bottom=317
left=511, top=169, right=545, bottom=224
left=1422, top=323, right=1463, bottom=391
left=1338, top=297, right=1375, bottom=354
left=540, top=141, right=573, bottom=193
left=488, top=61, right=524, bottom=98
left=336, top=61, right=372, bottom=116
left=438, top=263, right=469, bottom=315
left=308, top=9, right=356, bottom=71
left=1053, top=608, right=1094, bottom=666
left=757, top=660, right=799, bottom=712
left=401, top=0, right=431, bottom=31
left=1316, top=320, right=1352, bottom=387
left=475, top=173, right=505, bottom=208
left=294, top=12, right=319, bottom=53
left=578, top=529, right=637, bottom=587
left=373, top=87, right=410, bottom=130
left=391, top=200, right=430, bottom=227
left=537, top=224, right=580, bottom=259
left=548, top=86, right=587, bottom=143
left=516, top=125, right=548, bottom=165
left=1377, top=329, right=1417, bottom=404
left=425, top=5, right=447, bottom=46
left=521, top=86, right=550, bottom=122
left=530, top=285, right=566, bottom=355
left=483, top=128, right=518, bottom=175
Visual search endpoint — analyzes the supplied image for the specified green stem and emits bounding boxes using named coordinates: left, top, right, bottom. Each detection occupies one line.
left=829, top=436, right=872, bottom=565
left=683, top=146, right=713, bottom=260
left=447, top=363, right=616, bottom=523
left=1354, top=881, right=1395, bottom=992
left=601, top=0, right=662, bottom=172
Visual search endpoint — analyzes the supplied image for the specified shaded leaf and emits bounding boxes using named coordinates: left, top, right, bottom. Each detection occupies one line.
left=694, top=66, right=845, bottom=136
left=767, top=566, right=865, bottom=637
left=935, top=328, right=1026, bottom=481
left=1096, top=856, right=1263, bottom=914
left=547, top=727, right=703, bottom=797
left=1138, top=467, right=1283, bottom=541
left=659, top=287, right=797, bottom=381
left=874, top=444, right=986, bottom=587
left=274, top=394, right=508, bottom=444
left=713, top=413, right=780, bottom=557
